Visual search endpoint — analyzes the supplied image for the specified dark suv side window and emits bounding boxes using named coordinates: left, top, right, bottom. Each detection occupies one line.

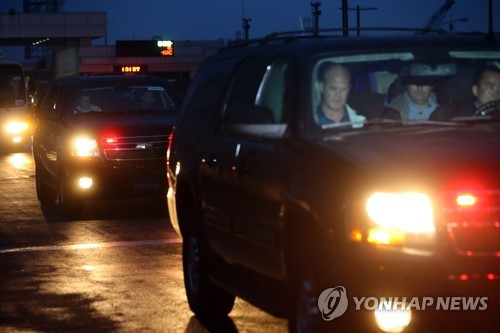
left=179, top=58, right=236, bottom=120
left=177, top=58, right=236, bottom=136
left=255, top=57, right=298, bottom=124
left=225, top=57, right=269, bottom=110
left=224, top=57, right=297, bottom=125
left=36, top=85, right=62, bottom=119
left=224, top=57, right=270, bottom=123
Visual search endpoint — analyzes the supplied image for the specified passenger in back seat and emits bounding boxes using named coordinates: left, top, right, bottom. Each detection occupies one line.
left=430, top=65, right=500, bottom=120
left=382, top=74, right=439, bottom=122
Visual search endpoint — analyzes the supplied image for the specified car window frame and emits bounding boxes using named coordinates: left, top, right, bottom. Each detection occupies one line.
left=35, top=84, right=63, bottom=120
left=221, top=55, right=300, bottom=140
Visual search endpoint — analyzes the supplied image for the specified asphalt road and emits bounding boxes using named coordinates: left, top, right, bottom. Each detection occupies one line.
left=0, top=149, right=287, bottom=332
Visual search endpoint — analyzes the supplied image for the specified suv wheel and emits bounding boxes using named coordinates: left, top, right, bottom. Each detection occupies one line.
left=289, top=266, right=324, bottom=333
left=183, top=221, right=235, bottom=318
left=57, top=173, right=84, bottom=218
left=35, top=164, right=56, bottom=204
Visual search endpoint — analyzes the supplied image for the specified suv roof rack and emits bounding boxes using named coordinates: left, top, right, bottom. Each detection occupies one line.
left=224, top=27, right=450, bottom=50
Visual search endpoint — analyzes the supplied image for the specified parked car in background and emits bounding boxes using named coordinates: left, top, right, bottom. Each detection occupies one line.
left=32, top=75, right=179, bottom=218
left=167, top=31, right=500, bottom=332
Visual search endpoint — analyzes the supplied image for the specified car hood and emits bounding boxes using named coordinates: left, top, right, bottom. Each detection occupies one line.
left=314, top=125, right=500, bottom=191
left=65, top=113, right=176, bottom=138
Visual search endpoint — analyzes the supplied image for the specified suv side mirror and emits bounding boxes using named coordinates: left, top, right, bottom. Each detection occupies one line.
left=225, top=105, right=275, bottom=124
left=222, top=105, right=287, bottom=139
left=223, top=123, right=288, bottom=140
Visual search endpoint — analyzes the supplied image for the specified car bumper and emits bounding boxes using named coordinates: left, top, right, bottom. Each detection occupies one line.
left=0, top=129, right=31, bottom=148
left=64, top=157, right=167, bottom=199
left=326, top=244, right=499, bottom=332
left=335, top=241, right=499, bottom=294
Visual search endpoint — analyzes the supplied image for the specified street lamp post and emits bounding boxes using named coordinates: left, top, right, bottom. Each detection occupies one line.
left=311, top=1, right=321, bottom=36
left=242, top=17, right=251, bottom=40
left=339, top=5, right=378, bottom=36
left=341, top=0, right=349, bottom=37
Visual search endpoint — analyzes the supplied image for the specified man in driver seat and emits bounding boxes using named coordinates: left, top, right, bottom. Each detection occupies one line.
left=137, top=90, right=162, bottom=110
left=74, top=95, right=102, bottom=113
left=430, top=65, right=500, bottom=120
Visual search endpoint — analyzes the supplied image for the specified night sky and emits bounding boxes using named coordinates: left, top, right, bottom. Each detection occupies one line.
left=0, top=0, right=497, bottom=59
left=63, top=0, right=495, bottom=43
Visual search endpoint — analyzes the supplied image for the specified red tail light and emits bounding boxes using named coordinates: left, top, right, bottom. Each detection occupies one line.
left=166, top=127, right=175, bottom=188
left=442, top=190, right=500, bottom=257
left=101, top=134, right=119, bottom=147
left=166, top=127, right=175, bottom=167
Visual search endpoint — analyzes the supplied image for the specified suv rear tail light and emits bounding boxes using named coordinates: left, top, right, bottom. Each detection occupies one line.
left=166, top=127, right=175, bottom=188
left=166, top=127, right=175, bottom=167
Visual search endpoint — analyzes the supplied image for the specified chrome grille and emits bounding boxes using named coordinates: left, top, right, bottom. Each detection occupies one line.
left=101, top=135, right=169, bottom=161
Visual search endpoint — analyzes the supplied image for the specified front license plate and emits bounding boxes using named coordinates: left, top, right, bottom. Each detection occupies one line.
left=133, top=179, right=160, bottom=191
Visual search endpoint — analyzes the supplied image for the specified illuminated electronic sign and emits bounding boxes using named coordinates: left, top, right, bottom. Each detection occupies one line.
left=157, top=40, right=174, bottom=56
left=114, top=65, right=146, bottom=74
left=116, top=40, right=174, bottom=57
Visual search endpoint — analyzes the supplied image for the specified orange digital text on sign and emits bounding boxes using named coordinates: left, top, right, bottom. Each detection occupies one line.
left=121, top=66, right=142, bottom=73
left=161, top=46, right=174, bottom=56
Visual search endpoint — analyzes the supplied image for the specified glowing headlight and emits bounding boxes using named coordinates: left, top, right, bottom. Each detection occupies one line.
left=374, top=303, right=412, bottom=333
left=72, top=137, right=100, bottom=157
left=365, top=192, right=435, bottom=245
left=456, top=194, right=476, bottom=206
left=6, top=121, right=29, bottom=134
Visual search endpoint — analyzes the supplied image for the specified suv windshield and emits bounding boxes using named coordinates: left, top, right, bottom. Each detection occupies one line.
left=72, top=85, right=176, bottom=115
left=311, top=50, right=500, bottom=130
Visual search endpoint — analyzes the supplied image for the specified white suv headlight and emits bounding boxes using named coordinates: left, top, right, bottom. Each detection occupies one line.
left=351, top=192, right=436, bottom=247
left=366, top=192, right=435, bottom=233
left=72, top=137, right=100, bottom=157
left=6, top=121, right=29, bottom=134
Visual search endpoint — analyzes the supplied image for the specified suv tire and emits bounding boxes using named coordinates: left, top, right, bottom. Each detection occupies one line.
left=182, top=213, right=235, bottom=318
left=289, top=256, right=325, bottom=333
left=35, top=164, right=56, bottom=205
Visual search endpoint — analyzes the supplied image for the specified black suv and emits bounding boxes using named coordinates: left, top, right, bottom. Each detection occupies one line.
left=33, top=75, right=179, bottom=218
left=167, top=32, right=500, bottom=332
